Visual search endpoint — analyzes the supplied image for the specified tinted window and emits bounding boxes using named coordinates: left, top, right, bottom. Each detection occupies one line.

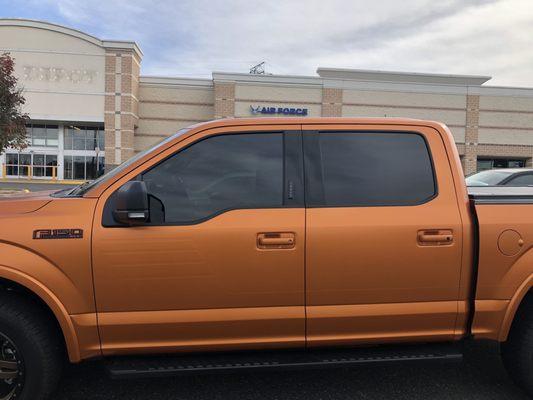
left=505, top=174, right=533, bottom=186
left=142, top=133, right=283, bottom=223
left=309, top=132, right=436, bottom=206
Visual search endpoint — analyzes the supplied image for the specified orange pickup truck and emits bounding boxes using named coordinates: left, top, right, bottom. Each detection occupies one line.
left=2, top=117, right=533, bottom=399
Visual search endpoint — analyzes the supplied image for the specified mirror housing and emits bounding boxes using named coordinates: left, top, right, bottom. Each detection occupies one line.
left=112, top=181, right=149, bottom=225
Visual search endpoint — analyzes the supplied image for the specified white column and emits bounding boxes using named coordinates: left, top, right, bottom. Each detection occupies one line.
left=57, top=124, right=65, bottom=180
left=0, top=152, right=5, bottom=178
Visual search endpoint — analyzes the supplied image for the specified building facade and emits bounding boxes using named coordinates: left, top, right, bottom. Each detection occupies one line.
left=2, top=19, right=533, bottom=180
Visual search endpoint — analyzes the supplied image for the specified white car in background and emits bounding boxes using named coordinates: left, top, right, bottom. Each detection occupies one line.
left=466, top=168, right=533, bottom=186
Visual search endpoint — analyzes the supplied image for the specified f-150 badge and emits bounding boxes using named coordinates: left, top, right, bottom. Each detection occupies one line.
left=33, top=229, right=83, bottom=239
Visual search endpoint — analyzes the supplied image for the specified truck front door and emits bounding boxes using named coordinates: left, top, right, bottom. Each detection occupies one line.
left=92, top=127, right=305, bottom=355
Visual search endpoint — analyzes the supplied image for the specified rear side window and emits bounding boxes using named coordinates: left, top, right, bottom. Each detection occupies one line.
left=142, top=133, right=284, bottom=224
left=305, top=131, right=436, bottom=206
left=505, top=174, right=533, bottom=186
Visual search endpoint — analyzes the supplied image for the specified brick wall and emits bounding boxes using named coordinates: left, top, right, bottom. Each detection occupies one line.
left=104, top=50, right=140, bottom=171
left=463, top=95, right=480, bottom=175
left=321, top=88, right=342, bottom=117
left=214, top=82, right=235, bottom=118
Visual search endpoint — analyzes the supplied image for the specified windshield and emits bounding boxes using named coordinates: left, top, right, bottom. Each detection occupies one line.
left=465, top=170, right=514, bottom=186
left=67, top=128, right=190, bottom=196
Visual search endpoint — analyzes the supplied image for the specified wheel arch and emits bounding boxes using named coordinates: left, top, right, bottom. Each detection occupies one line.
left=499, top=273, right=533, bottom=341
left=0, top=266, right=82, bottom=362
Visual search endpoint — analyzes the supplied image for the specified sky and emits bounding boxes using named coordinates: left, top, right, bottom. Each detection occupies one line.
left=1, top=0, right=533, bottom=86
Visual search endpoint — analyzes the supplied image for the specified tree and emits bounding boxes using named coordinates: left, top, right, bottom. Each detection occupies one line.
left=0, top=53, right=28, bottom=155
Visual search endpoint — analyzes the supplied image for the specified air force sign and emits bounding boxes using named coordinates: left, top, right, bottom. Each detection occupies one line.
left=250, top=105, right=308, bottom=116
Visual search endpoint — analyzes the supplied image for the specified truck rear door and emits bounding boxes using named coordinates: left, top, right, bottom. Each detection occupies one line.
left=302, top=123, right=463, bottom=346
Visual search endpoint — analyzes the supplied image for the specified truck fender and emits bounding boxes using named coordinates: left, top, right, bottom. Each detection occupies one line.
left=0, top=241, right=90, bottom=362
left=499, top=272, right=533, bottom=341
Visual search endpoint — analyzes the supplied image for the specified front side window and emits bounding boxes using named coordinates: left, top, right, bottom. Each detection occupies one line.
left=306, top=131, right=436, bottom=206
left=142, top=133, right=284, bottom=224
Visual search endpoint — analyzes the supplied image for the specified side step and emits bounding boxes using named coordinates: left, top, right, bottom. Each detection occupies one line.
left=106, top=343, right=463, bottom=379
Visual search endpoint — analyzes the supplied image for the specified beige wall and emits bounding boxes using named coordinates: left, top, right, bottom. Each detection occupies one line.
left=343, top=89, right=466, bottom=109
left=139, top=85, right=213, bottom=104
left=235, top=84, right=322, bottom=103
left=134, top=135, right=167, bottom=152
left=136, top=83, right=214, bottom=152
left=139, top=102, right=214, bottom=121
left=478, top=95, right=533, bottom=146
left=342, top=105, right=466, bottom=126
left=479, top=111, right=533, bottom=129
left=449, top=127, right=466, bottom=143
left=480, top=95, right=533, bottom=112
left=478, top=128, right=533, bottom=145
left=0, top=25, right=105, bottom=122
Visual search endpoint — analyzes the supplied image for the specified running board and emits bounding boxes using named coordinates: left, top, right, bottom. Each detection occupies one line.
left=105, top=343, right=463, bottom=379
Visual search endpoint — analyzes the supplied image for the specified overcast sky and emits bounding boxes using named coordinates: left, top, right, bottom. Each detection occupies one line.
left=2, top=0, right=533, bottom=86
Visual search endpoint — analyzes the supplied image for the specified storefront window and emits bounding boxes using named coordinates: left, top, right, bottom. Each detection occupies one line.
left=19, top=154, right=31, bottom=176
left=5, top=154, right=18, bottom=176
left=26, top=124, right=59, bottom=147
left=64, top=155, right=105, bottom=180
left=477, top=158, right=526, bottom=171
left=73, top=156, right=85, bottom=179
left=4, top=153, right=58, bottom=177
left=6, top=122, right=103, bottom=180
left=64, top=156, right=72, bottom=180
left=33, top=154, right=45, bottom=177
left=64, top=125, right=105, bottom=151
left=45, top=155, right=58, bottom=177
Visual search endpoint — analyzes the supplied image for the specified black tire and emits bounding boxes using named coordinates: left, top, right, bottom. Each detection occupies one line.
left=0, top=291, right=64, bottom=400
left=502, top=295, right=533, bottom=397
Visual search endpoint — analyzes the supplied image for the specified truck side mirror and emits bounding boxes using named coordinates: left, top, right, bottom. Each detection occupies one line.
left=112, top=181, right=150, bottom=225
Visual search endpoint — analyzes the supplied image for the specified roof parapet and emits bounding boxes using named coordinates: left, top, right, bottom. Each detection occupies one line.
left=317, top=67, right=491, bottom=86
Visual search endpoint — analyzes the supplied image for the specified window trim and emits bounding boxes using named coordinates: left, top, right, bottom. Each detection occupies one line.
left=302, top=130, right=439, bottom=208
left=102, top=130, right=304, bottom=227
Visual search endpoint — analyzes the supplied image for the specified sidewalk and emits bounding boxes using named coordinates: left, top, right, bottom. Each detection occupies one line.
left=0, top=178, right=85, bottom=185
left=0, top=188, right=30, bottom=196
left=0, top=179, right=80, bottom=193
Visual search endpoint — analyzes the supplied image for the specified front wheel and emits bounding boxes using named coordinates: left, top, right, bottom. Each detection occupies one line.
left=502, top=295, right=533, bottom=397
left=0, top=293, right=64, bottom=400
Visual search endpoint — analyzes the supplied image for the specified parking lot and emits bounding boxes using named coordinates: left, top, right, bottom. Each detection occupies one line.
left=54, top=342, right=527, bottom=400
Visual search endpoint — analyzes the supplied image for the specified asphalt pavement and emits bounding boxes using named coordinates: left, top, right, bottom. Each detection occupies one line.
left=54, top=341, right=529, bottom=400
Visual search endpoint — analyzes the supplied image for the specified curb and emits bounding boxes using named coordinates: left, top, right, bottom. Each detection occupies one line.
left=0, top=179, right=84, bottom=185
